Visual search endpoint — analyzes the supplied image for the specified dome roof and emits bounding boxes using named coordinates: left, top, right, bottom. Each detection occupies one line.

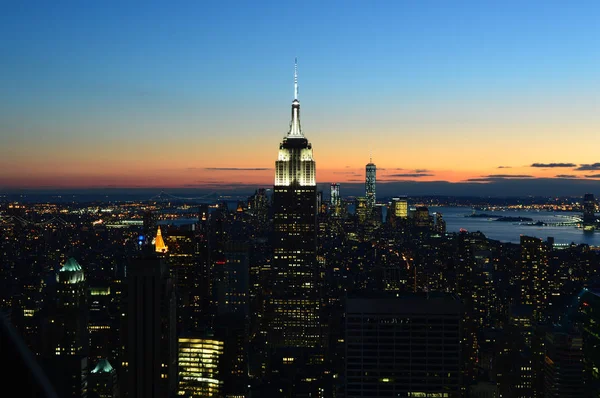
left=57, top=257, right=85, bottom=284
left=91, top=359, right=114, bottom=374
left=60, top=257, right=82, bottom=272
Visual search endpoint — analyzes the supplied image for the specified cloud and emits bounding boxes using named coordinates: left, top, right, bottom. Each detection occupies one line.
left=555, top=174, right=578, bottom=178
left=585, top=174, right=600, bottom=178
left=530, top=162, right=576, bottom=168
left=466, top=178, right=496, bottom=182
left=204, top=167, right=271, bottom=171
left=576, top=163, right=600, bottom=171
left=414, top=169, right=430, bottom=173
left=497, top=166, right=512, bottom=169
left=485, top=174, right=534, bottom=178
left=387, top=173, right=434, bottom=178
left=333, top=171, right=360, bottom=175
left=465, top=174, right=534, bottom=182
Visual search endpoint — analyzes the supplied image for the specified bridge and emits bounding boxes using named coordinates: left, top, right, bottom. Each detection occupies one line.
left=0, top=215, right=70, bottom=227
left=148, top=190, right=220, bottom=202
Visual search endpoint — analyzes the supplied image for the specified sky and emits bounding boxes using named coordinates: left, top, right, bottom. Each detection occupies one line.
left=1, top=1, right=599, bottom=195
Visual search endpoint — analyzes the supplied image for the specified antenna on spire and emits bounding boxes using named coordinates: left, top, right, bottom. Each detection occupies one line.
left=294, top=57, right=298, bottom=100
left=370, top=151, right=373, bottom=164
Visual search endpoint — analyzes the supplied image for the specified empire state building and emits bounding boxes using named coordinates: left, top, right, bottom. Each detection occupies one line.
left=268, top=61, right=320, bottom=353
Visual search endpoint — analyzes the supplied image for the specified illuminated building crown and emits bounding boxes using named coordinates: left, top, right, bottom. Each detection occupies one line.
left=155, top=226, right=168, bottom=253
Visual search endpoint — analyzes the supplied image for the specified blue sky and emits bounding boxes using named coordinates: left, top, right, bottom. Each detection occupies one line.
left=0, top=1, right=599, bottom=190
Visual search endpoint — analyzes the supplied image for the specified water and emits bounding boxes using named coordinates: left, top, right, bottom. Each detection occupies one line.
left=432, top=207, right=600, bottom=245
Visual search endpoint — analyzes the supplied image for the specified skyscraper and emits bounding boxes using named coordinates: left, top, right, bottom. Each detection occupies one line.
left=345, top=292, right=462, bottom=397
left=89, top=359, right=119, bottom=398
left=126, top=251, right=177, bottom=398
left=583, top=193, right=596, bottom=231
left=267, top=59, right=321, bottom=391
left=177, top=336, right=224, bottom=397
left=520, top=235, right=549, bottom=322
left=544, top=328, right=584, bottom=397
left=330, top=183, right=340, bottom=207
left=365, top=157, right=376, bottom=210
left=42, top=257, right=89, bottom=398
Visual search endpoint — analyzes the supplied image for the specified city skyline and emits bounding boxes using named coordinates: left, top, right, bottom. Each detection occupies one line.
left=1, top=2, right=599, bottom=193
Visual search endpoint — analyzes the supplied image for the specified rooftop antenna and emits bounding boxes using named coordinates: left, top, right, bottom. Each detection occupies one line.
left=294, top=57, right=298, bottom=100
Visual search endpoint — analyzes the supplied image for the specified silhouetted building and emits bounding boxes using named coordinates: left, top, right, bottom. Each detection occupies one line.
left=345, top=292, right=462, bottom=397
left=578, top=289, right=600, bottom=393
left=583, top=193, right=596, bottom=231
left=126, top=252, right=176, bottom=398
left=544, top=328, right=584, bottom=397
left=89, top=359, right=119, bottom=398
left=1, top=314, right=59, bottom=398
left=42, top=257, right=89, bottom=398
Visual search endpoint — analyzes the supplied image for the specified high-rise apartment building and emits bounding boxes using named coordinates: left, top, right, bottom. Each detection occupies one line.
left=520, top=236, right=549, bottom=321
left=346, top=292, right=462, bottom=397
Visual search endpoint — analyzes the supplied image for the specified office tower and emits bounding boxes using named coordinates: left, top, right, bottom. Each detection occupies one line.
left=355, top=197, right=367, bottom=224
left=89, top=359, right=119, bottom=398
left=455, top=231, right=479, bottom=386
left=248, top=188, right=269, bottom=234
left=544, top=328, right=584, bottom=397
left=414, top=206, right=432, bottom=228
left=165, top=228, right=203, bottom=333
left=215, top=241, right=250, bottom=397
left=345, top=292, right=462, bottom=397
left=178, top=336, right=224, bottom=397
left=434, top=212, right=446, bottom=234
left=88, top=286, right=114, bottom=364
left=388, top=196, right=408, bottom=226
left=42, top=257, right=89, bottom=398
left=365, top=156, right=376, bottom=210
left=198, top=204, right=210, bottom=235
left=215, top=241, right=249, bottom=317
left=142, top=211, right=156, bottom=246
left=268, top=59, right=321, bottom=392
left=520, top=236, right=549, bottom=322
left=330, top=183, right=340, bottom=208
left=583, top=193, right=596, bottom=230
left=126, top=251, right=177, bottom=398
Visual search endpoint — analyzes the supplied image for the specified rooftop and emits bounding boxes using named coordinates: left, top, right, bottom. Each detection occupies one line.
left=60, top=257, right=82, bottom=272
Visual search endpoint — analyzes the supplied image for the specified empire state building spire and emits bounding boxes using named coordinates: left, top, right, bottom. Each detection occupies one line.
left=288, top=58, right=302, bottom=138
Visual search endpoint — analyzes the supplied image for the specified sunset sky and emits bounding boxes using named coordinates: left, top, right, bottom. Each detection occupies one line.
left=1, top=1, right=599, bottom=191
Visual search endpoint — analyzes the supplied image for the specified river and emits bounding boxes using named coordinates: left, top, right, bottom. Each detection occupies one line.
left=431, top=207, right=599, bottom=245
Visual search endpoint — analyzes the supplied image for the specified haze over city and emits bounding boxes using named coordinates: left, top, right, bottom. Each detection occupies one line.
left=1, top=1, right=599, bottom=195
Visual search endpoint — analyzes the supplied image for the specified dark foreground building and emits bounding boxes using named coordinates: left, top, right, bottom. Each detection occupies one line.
left=346, top=292, right=462, bottom=397
left=126, top=251, right=176, bottom=398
